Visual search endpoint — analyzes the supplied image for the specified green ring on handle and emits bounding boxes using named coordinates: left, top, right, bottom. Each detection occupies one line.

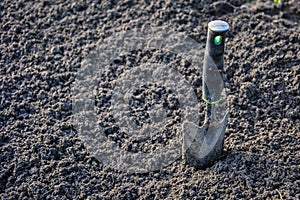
left=202, top=96, right=222, bottom=105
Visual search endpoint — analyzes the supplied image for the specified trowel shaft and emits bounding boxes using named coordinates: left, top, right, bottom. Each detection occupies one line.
left=202, top=20, right=229, bottom=121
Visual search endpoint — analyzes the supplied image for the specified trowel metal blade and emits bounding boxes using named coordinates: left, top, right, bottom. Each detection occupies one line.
left=182, top=112, right=229, bottom=168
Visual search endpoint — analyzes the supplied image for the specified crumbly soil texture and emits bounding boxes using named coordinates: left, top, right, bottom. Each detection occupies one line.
left=1, top=0, right=299, bottom=199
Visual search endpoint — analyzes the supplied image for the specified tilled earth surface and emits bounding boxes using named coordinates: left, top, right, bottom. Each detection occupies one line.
left=1, top=0, right=299, bottom=199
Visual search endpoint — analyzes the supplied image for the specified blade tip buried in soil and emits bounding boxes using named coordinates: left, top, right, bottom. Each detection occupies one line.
left=182, top=112, right=229, bottom=169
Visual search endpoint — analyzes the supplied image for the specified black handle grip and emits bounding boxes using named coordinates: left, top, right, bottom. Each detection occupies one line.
left=202, top=20, right=230, bottom=104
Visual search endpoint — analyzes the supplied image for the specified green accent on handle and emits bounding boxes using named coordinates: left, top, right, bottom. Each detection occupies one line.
left=214, top=35, right=222, bottom=45
left=202, top=96, right=222, bottom=105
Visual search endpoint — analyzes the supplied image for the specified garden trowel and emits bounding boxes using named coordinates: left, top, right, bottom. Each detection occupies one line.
left=182, top=20, right=230, bottom=168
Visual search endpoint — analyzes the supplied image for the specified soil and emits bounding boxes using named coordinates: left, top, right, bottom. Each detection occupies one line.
left=0, top=0, right=299, bottom=199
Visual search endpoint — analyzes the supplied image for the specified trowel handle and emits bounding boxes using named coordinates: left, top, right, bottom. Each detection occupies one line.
left=202, top=20, right=230, bottom=104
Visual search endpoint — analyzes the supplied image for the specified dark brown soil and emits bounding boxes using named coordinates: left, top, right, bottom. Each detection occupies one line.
left=1, top=0, right=299, bottom=199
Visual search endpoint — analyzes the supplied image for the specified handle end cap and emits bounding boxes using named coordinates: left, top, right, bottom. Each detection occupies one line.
left=208, top=20, right=230, bottom=33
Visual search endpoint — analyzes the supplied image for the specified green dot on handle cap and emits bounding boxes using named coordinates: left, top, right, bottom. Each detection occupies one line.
left=214, top=35, right=222, bottom=45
